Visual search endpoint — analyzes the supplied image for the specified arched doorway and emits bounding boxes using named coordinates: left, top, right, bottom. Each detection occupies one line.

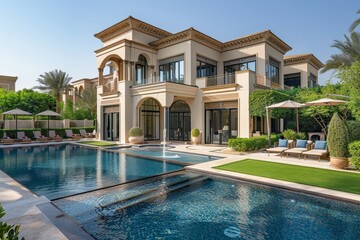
left=135, top=54, right=147, bottom=85
left=140, top=98, right=160, bottom=141
left=169, top=100, right=191, bottom=141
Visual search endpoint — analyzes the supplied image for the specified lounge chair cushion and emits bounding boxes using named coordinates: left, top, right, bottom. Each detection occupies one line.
left=278, top=139, right=288, bottom=147
left=314, top=140, right=327, bottom=150
left=296, top=139, right=307, bottom=148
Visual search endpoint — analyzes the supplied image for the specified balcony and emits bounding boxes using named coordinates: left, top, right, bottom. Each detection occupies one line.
left=206, top=74, right=235, bottom=87
left=101, top=80, right=118, bottom=96
left=133, top=75, right=185, bottom=86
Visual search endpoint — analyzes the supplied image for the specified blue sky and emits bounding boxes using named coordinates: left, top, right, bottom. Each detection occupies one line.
left=1, top=0, right=359, bottom=90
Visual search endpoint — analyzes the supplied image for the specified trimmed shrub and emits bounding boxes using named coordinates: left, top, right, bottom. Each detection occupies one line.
left=191, top=128, right=200, bottom=137
left=129, top=127, right=143, bottom=137
left=327, top=112, right=349, bottom=158
left=0, top=203, right=24, bottom=240
left=349, top=141, right=360, bottom=170
left=228, top=134, right=280, bottom=152
left=347, top=120, right=360, bottom=142
left=282, top=129, right=297, bottom=140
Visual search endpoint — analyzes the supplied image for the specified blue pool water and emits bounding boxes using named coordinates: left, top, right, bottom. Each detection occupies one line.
left=119, top=146, right=220, bottom=164
left=0, top=144, right=183, bottom=199
left=55, top=172, right=360, bottom=240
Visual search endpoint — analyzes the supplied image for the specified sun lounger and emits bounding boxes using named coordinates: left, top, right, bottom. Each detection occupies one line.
left=49, top=130, right=63, bottom=142
left=33, top=131, right=49, bottom=143
left=79, top=129, right=94, bottom=138
left=2, top=137, right=14, bottom=145
left=284, top=139, right=310, bottom=159
left=303, top=141, right=328, bottom=161
left=266, top=139, right=293, bottom=157
left=65, top=129, right=81, bottom=140
left=17, top=131, right=31, bottom=144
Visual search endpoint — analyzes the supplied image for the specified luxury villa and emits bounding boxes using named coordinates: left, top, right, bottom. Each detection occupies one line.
left=68, top=16, right=323, bottom=144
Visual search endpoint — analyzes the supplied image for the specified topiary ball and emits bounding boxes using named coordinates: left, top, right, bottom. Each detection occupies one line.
left=129, top=127, right=143, bottom=137
left=191, top=128, right=200, bottom=137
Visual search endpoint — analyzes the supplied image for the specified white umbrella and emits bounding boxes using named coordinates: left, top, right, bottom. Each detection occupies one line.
left=36, top=110, right=61, bottom=136
left=266, top=100, right=305, bottom=146
left=2, top=108, right=32, bottom=131
left=305, top=98, right=347, bottom=106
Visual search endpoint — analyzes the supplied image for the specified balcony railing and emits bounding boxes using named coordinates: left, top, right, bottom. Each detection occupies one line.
left=206, top=74, right=235, bottom=87
left=133, top=75, right=184, bottom=86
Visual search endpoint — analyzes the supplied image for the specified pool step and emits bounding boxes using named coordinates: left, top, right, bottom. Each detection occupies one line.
left=103, top=175, right=208, bottom=214
left=99, top=175, right=205, bottom=209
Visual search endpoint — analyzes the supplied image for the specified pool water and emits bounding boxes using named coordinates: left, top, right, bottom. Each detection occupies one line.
left=55, top=173, right=360, bottom=240
left=0, top=144, right=183, bottom=199
left=119, top=146, right=220, bottom=164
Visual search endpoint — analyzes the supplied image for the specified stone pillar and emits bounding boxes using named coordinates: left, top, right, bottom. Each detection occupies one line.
left=149, top=65, right=155, bottom=83
left=98, top=68, right=104, bottom=85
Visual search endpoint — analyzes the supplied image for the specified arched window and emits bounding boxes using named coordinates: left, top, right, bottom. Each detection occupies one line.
left=169, top=100, right=191, bottom=141
left=135, top=55, right=147, bottom=85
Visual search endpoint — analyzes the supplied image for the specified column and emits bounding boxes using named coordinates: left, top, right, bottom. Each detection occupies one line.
left=98, top=68, right=104, bottom=85
left=149, top=65, right=155, bottom=83
left=163, top=107, right=169, bottom=143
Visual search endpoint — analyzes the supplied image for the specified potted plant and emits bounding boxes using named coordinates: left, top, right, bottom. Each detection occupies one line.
left=128, top=127, right=144, bottom=144
left=327, top=112, right=349, bottom=169
left=191, top=128, right=200, bottom=145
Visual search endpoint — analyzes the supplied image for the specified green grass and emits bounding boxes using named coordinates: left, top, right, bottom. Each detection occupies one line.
left=80, top=141, right=118, bottom=147
left=214, top=159, right=360, bottom=195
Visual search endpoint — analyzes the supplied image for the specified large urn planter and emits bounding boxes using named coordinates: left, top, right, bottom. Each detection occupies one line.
left=128, top=135, right=144, bottom=144
left=128, top=127, right=144, bottom=144
left=191, top=128, right=200, bottom=145
left=330, top=157, right=349, bottom=169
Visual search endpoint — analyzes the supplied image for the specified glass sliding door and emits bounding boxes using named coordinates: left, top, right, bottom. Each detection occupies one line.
left=140, top=99, right=160, bottom=141
left=103, top=105, right=120, bottom=141
left=205, top=106, right=238, bottom=145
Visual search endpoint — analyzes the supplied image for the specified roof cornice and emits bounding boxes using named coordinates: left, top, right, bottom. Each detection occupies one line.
left=284, top=54, right=324, bottom=69
left=150, top=29, right=291, bottom=53
left=94, top=16, right=172, bottom=42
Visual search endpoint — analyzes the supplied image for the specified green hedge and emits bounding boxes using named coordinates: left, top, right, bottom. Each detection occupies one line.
left=347, top=121, right=360, bottom=142
left=228, top=135, right=280, bottom=152
left=0, top=127, right=95, bottom=139
left=349, top=141, right=360, bottom=170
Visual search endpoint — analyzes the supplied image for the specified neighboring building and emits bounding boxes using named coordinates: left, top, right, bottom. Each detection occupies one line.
left=87, top=16, right=322, bottom=143
left=64, top=77, right=98, bottom=105
left=284, top=54, right=324, bottom=88
left=0, top=75, right=17, bottom=91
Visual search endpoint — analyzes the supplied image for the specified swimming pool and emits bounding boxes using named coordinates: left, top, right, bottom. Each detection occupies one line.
left=0, top=144, right=183, bottom=199
left=55, top=172, right=360, bottom=240
left=118, top=146, right=220, bottom=164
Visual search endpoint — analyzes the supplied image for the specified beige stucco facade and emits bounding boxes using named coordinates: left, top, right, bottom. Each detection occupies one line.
left=0, top=75, right=17, bottom=91
left=83, top=16, right=323, bottom=144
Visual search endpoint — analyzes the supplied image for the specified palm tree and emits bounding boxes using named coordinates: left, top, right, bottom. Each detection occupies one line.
left=321, top=32, right=360, bottom=73
left=33, top=69, right=72, bottom=113
left=349, top=9, right=360, bottom=32
left=77, top=86, right=97, bottom=119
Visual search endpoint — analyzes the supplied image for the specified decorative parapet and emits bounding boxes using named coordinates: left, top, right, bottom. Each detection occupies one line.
left=284, top=54, right=324, bottom=69
left=94, top=16, right=172, bottom=43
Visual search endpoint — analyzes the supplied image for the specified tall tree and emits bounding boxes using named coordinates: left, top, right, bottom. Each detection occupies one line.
left=77, top=86, right=97, bottom=119
left=349, top=9, right=360, bottom=32
left=321, top=32, right=360, bottom=73
left=33, top=69, right=72, bottom=113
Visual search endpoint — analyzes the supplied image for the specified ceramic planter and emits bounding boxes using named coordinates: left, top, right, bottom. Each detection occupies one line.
left=330, top=156, right=349, bottom=169
left=128, top=136, right=144, bottom=144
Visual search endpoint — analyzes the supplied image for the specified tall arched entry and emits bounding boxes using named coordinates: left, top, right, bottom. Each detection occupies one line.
left=169, top=100, right=191, bottom=141
left=140, top=98, right=160, bottom=141
left=135, top=54, right=147, bottom=85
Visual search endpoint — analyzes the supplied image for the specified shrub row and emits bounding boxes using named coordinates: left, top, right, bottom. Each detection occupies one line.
left=349, top=141, right=360, bottom=170
left=347, top=121, right=360, bottom=142
left=0, top=127, right=95, bottom=139
left=228, top=135, right=280, bottom=152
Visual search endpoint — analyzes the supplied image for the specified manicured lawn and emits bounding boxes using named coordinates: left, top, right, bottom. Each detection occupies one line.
left=80, top=141, right=118, bottom=147
left=214, top=159, right=360, bottom=195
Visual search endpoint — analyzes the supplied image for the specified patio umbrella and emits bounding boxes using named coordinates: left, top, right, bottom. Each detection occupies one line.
left=305, top=98, right=348, bottom=106
left=2, top=108, right=32, bottom=131
left=36, top=110, right=61, bottom=136
left=265, top=100, right=305, bottom=146
left=305, top=98, right=348, bottom=138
